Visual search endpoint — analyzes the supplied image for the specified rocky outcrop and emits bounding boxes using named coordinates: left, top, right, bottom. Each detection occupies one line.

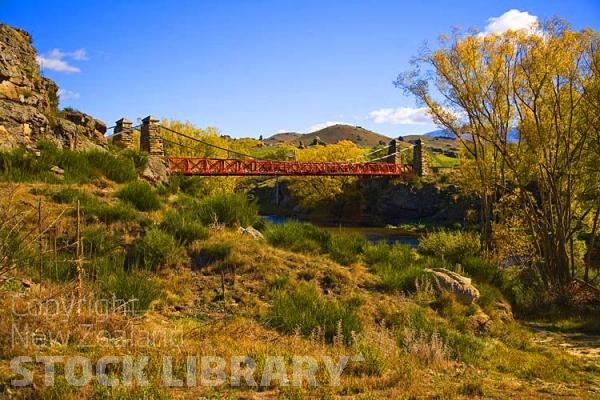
left=427, top=267, right=480, bottom=304
left=141, top=155, right=169, bottom=185
left=372, top=182, right=477, bottom=223
left=0, top=23, right=106, bottom=150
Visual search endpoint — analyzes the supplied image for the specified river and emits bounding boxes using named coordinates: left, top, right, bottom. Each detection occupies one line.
left=261, top=215, right=420, bottom=247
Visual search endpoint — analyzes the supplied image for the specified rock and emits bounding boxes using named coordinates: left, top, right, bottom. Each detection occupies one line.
left=141, top=155, right=169, bottom=185
left=468, top=309, right=492, bottom=334
left=238, top=226, right=265, bottom=240
left=0, top=23, right=107, bottom=150
left=427, top=267, right=480, bottom=304
left=50, top=165, right=64, bottom=175
left=53, top=109, right=108, bottom=150
left=494, top=300, right=514, bottom=322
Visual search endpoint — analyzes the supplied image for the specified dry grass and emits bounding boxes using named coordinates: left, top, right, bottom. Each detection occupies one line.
left=0, top=183, right=599, bottom=399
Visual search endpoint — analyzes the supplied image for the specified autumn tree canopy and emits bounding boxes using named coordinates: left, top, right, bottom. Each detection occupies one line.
left=398, top=19, right=600, bottom=294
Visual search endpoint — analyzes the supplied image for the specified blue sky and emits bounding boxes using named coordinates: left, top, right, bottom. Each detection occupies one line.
left=2, top=1, right=599, bottom=138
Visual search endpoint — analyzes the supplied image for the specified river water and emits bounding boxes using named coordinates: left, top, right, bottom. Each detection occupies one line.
left=261, top=215, right=420, bottom=247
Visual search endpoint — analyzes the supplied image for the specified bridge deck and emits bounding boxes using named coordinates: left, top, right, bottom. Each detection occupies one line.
left=167, top=157, right=413, bottom=177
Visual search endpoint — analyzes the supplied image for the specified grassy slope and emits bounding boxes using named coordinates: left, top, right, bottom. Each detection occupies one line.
left=0, top=177, right=598, bottom=399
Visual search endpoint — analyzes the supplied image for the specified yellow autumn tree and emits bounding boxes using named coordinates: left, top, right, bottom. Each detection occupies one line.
left=286, top=140, right=366, bottom=209
left=398, top=19, right=600, bottom=293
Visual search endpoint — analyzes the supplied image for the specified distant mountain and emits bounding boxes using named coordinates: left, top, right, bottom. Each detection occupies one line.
left=423, top=128, right=520, bottom=142
left=424, top=129, right=455, bottom=139
left=265, top=124, right=392, bottom=147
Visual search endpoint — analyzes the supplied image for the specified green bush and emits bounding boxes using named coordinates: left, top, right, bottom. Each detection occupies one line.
left=495, top=266, right=547, bottom=314
left=267, top=283, right=362, bottom=343
left=120, top=149, right=149, bottom=171
left=364, top=242, right=415, bottom=267
left=265, top=221, right=331, bottom=254
left=363, top=242, right=427, bottom=293
left=94, top=255, right=161, bottom=313
left=0, top=142, right=137, bottom=184
left=0, top=147, right=55, bottom=182
left=129, top=228, right=186, bottom=271
left=195, top=192, right=259, bottom=227
left=84, top=151, right=137, bottom=183
left=160, top=210, right=208, bottom=245
left=117, top=181, right=161, bottom=211
left=327, top=233, right=367, bottom=266
left=461, top=255, right=497, bottom=282
left=418, top=230, right=480, bottom=264
left=372, top=262, right=428, bottom=293
left=52, top=188, right=140, bottom=224
left=82, top=226, right=121, bottom=258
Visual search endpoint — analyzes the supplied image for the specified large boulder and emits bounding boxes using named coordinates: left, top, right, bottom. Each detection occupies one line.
left=427, top=267, right=480, bottom=304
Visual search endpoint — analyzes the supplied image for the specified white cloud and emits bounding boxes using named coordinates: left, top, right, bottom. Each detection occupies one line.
left=276, top=129, right=288, bottom=134
left=36, top=48, right=88, bottom=73
left=71, top=49, right=88, bottom=60
left=57, top=88, right=80, bottom=101
left=368, top=107, right=432, bottom=125
left=306, top=121, right=350, bottom=133
left=480, top=9, right=540, bottom=36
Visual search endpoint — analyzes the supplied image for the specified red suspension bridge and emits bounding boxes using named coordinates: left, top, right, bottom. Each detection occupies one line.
left=107, top=116, right=423, bottom=178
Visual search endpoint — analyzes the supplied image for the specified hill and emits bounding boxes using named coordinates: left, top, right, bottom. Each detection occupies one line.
left=265, top=124, right=392, bottom=147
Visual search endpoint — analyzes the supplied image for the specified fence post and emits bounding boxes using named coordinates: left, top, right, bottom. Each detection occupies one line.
left=140, top=115, right=164, bottom=156
left=113, top=118, right=134, bottom=149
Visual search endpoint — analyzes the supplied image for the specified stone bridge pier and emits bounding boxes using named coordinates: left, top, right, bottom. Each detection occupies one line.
left=112, top=115, right=165, bottom=157
left=387, top=138, right=428, bottom=177
left=140, top=116, right=164, bottom=156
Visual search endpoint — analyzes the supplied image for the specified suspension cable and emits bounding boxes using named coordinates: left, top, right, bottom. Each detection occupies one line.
left=159, top=125, right=264, bottom=160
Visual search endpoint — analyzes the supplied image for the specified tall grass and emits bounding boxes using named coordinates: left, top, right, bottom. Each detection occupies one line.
left=94, top=254, right=162, bottom=313
left=160, top=210, right=208, bottom=245
left=52, top=188, right=140, bottom=224
left=117, top=181, right=161, bottom=211
left=265, top=221, right=331, bottom=254
left=128, top=228, right=186, bottom=271
left=418, top=230, right=480, bottom=264
left=364, top=242, right=427, bottom=292
left=326, top=233, right=367, bottom=266
left=0, top=141, right=138, bottom=184
left=267, top=283, right=362, bottom=343
left=195, top=192, right=259, bottom=227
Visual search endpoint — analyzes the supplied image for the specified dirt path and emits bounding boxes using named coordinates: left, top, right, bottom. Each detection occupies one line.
left=528, top=322, right=600, bottom=360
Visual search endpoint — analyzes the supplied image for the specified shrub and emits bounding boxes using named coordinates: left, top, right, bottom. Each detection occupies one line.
left=82, top=226, right=121, bottom=258
left=363, top=242, right=426, bottom=293
left=160, top=210, right=208, bottom=245
left=372, top=262, right=428, bottom=293
left=52, top=188, right=140, bottom=224
left=94, top=255, right=161, bottom=313
left=195, top=192, right=259, bottom=227
left=117, top=181, right=161, bottom=211
left=120, top=149, right=149, bottom=171
left=84, top=150, right=137, bottom=183
left=495, top=266, right=547, bottom=314
left=0, top=147, right=55, bottom=182
left=267, top=283, right=362, bottom=343
left=265, top=221, right=331, bottom=254
left=418, top=230, right=480, bottom=264
left=327, top=233, right=367, bottom=266
left=0, top=143, right=137, bottom=184
left=461, top=255, right=497, bottom=282
left=364, top=242, right=415, bottom=267
left=129, top=228, right=186, bottom=271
